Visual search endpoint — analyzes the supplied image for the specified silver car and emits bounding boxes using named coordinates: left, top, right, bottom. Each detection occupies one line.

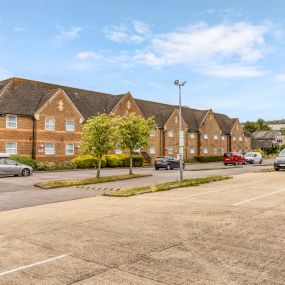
left=0, top=158, right=33, bottom=177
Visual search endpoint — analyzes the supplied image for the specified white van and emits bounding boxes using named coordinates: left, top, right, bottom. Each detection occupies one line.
left=244, top=152, right=263, bottom=164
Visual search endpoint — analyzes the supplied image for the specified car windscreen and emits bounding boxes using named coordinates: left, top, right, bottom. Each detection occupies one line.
left=279, top=149, right=285, bottom=157
left=224, top=153, right=232, bottom=158
left=245, top=153, right=254, bottom=157
left=155, top=158, right=164, bottom=161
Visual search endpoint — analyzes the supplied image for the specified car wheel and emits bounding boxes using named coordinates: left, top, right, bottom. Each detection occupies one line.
left=259, top=159, right=263, bottom=164
left=275, top=168, right=280, bottom=171
left=155, top=167, right=159, bottom=170
left=224, top=163, right=228, bottom=166
left=166, top=164, right=171, bottom=170
left=22, top=168, right=31, bottom=177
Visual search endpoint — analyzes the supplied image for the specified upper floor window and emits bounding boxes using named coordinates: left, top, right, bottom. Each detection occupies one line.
left=232, top=135, right=236, bottom=141
left=65, top=143, right=74, bottom=155
left=150, top=130, right=155, bottom=137
left=214, top=133, right=218, bottom=140
left=221, top=135, right=225, bottom=141
left=6, top=115, right=17, bottom=129
left=203, top=132, right=208, bottom=140
left=168, top=129, right=174, bottom=137
left=239, top=136, right=243, bottom=142
left=66, top=120, right=75, bottom=132
left=5, top=142, right=17, bottom=155
left=45, top=118, right=55, bottom=131
left=45, top=143, right=55, bottom=155
left=190, top=132, right=196, bottom=139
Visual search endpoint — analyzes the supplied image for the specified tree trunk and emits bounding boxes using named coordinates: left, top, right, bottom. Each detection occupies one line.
left=97, top=155, right=102, bottom=178
left=129, top=150, right=133, bottom=175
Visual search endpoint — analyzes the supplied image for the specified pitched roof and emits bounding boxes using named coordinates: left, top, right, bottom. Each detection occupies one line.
left=0, top=77, right=125, bottom=118
left=252, top=130, right=281, bottom=140
left=0, top=77, right=240, bottom=132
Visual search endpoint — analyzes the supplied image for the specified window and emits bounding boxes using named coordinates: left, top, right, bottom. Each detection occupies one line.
left=203, top=132, right=208, bottom=140
left=214, top=133, right=218, bottom=140
left=245, top=137, right=248, bottom=142
left=190, top=147, right=195, bottom=154
left=150, top=130, right=155, bottom=137
left=214, top=148, right=218, bottom=155
left=66, top=120, right=75, bottom=132
left=203, top=147, right=208, bottom=154
left=45, top=143, right=55, bottom=155
left=232, top=135, right=236, bottom=141
left=65, top=144, right=74, bottom=155
left=168, top=129, right=173, bottom=137
left=190, top=132, right=195, bottom=139
left=115, top=146, right=122, bottom=154
left=5, top=142, right=17, bottom=154
left=221, top=148, right=225, bottom=154
left=6, top=115, right=17, bottom=129
left=239, top=136, right=243, bottom=142
left=221, top=135, right=225, bottom=141
left=45, top=118, right=55, bottom=131
left=167, top=146, right=173, bottom=155
left=150, top=146, right=156, bottom=154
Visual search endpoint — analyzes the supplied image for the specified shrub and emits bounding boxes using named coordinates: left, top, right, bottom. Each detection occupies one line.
left=37, top=162, right=57, bottom=171
left=193, top=156, right=223, bottom=163
left=56, top=161, right=77, bottom=170
left=72, top=155, right=106, bottom=169
left=106, top=154, right=124, bottom=167
left=253, top=149, right=265, bottom=156
left=10, top=155, right=38, bottom=169
left=280, top=145, right=285, bottom=151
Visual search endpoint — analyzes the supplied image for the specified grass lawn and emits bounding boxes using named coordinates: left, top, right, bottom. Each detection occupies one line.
left=35, top=174, right=152, bottom=189
left=105, top=175, right=232, bottom=197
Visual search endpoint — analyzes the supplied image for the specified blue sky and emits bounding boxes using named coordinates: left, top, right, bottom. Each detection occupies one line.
left=0, top=0, right=285, bottom=121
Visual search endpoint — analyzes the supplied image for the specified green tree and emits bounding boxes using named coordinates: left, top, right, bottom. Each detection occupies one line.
left=80, top=114, right=118, bottom=178
left=244, top=119, right=271, bottom=133
left=244, top=121, right=258, bottom=134
left=118, top=113, right=156, bottom=175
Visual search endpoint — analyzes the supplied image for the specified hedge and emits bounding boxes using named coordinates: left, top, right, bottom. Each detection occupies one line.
left=72, top=155, right=107, bottom=169
left=193, top=156, right=223, bottom=163
left=10, top=155, right=38, bottom=169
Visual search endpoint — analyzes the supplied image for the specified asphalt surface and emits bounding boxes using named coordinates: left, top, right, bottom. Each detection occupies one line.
left=0, top=171, right=284, bottom=284
left=0, top=159, right=275, bottom=211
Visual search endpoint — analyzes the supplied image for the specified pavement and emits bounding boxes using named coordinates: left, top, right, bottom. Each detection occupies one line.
left=0, top=171, right=285, bottom=284
left=0, top=159, right=275, bottom=211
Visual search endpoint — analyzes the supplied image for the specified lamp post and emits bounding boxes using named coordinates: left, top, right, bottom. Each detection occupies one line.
left=174, top=80, right=187, bottom=182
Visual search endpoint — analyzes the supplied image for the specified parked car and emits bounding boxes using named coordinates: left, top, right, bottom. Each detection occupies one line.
left=155, top=156, right=185, bottom=170
left=244, top=152, right=263, bottom=164
left=223, top=152, right=246, bottom=165
left=0, top=156, right=33, bottom=177
left=274, top=149, right=285, bottom=171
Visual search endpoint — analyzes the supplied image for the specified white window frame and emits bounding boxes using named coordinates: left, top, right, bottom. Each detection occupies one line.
left=203, top=147, right=208, bottom=154
left=239, top=136, right=243, bottom=142
left=214, top=133, right=218, bottom=140
left=168, top=129, right=174, bottom=137
left=190, top=147, right=195, bottom=154
left=6, top=115, right=17, bottom=129
left=5, top=142, right=17, bottom=155
left=150, top=146, right=156, bottom=154
left=214, top=148, right=218, bottom=155
left=45, top=143, right=55, bottom=155
left=221, top=135, right=225, bottom=141
left=167, top=146, right=173, bottom=155
left=150, top=130, right=155, bottom=137
left=115, top=146, right=122, bottom=154
left=66, top=120, right=75, bottom=132
left=190, top=132, right=195, bottom=139
left=233, top=135, right=236, bottom=141
left=203, top=132, right=208, bottom=140
left=45, top=118, right=55, bottom=131
left=65, top=143, right=74, bottom=155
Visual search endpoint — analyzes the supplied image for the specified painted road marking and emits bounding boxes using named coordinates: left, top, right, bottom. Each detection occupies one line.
left=233, top=189, right=285, bottom=206
left=0, top=255, right=66, bottom=277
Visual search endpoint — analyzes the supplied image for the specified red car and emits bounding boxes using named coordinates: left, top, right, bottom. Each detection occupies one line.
left=223, top=152, right=246, bottom=165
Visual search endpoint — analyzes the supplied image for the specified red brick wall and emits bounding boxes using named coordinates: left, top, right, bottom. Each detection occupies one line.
left=230, top=120, right=251, bottom=153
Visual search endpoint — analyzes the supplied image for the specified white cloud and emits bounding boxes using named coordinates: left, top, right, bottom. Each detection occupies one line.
left=133, top=20, right=149, bottom=34
left=275, top=74, right=285, bottom=82
left=76, top=51, right=103, bottom=61
left=52, top=26, right=83, bottom=45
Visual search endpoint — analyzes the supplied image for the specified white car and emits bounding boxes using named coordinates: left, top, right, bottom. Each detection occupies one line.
left=244, top=152, right=263, bottom=164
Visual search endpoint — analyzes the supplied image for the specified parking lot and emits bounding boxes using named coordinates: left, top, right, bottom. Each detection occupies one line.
left=0, top=170, right=284, bottom=284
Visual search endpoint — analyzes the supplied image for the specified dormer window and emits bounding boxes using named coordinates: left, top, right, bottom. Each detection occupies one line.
left=6, top=115, right=17, bottom=129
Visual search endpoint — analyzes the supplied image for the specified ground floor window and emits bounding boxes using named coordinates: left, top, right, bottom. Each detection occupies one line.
left=203, top=147, right=208, bottom=154
left=66, top=143, right=74, bottom=155
left=45, top=143, right=55, bottom=155
left=190, top=147, right=195, bottom=154
left=5, top=142, right=17, bottom=155
left=150, top=146, right=156, bottom=154
left=115, top=146, right=122, bottom=154
left=167, top=146, right=173, bottom=155
left=213, top=148, right=218, bottom=155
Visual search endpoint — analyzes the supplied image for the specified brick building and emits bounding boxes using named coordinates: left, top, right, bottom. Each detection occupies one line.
left=0, top=78, right=251, bottom=162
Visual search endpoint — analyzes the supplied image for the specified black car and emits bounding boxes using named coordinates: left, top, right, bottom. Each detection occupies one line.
left=154, top=156, right=185, bottom=170
left=274, top=149, right=285, bottom=171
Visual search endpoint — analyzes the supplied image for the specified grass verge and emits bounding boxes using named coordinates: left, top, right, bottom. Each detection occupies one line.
left=105, top=175, right=232, bottom=197
left=185, top=166, right=242, bottom=171
left=35, top=174, right=152, bottom=189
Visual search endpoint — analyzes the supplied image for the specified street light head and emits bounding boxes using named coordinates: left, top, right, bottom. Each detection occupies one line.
left=181, top=81, right=187, bottom=86
left=174, top=80, right=179, bottom=85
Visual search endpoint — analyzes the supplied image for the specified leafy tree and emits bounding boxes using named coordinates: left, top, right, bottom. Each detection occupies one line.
left=80, top=114, right=118, bottom=178
left=244, top=118, right=271, bottom=133
left=117, top=113, right=156, bottom=175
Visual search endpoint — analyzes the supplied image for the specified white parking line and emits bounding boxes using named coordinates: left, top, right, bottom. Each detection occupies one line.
left=233, top=189, right=285, bottom=206
left=0, top=255, right=66, bottom=277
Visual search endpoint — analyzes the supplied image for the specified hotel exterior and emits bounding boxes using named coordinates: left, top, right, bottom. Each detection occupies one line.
left=0, top=78, right=251, bottom=162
